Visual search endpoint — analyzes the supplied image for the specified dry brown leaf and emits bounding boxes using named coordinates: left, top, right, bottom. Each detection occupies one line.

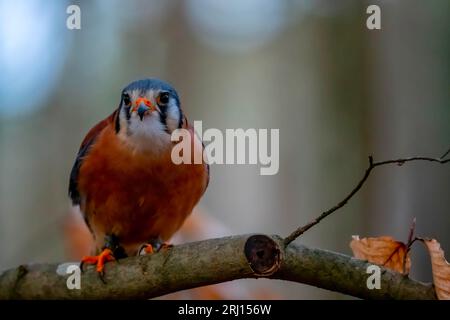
left=423, top=239, right=450, bottom=300
left=350, top=235, right=411, bottom=274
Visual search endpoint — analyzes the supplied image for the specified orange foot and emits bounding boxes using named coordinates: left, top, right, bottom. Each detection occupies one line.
left=80, top=248, right=115, bottom=281
left=139, top=242, right=173, bottom=255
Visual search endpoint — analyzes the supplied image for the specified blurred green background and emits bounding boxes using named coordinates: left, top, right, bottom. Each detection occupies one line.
left=0, top=0, right=449, bottom=299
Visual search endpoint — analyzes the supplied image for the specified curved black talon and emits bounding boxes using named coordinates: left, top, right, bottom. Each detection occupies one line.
left=99, top=271, right=106, bottom=284
left=138, top=238, right=173, bottom=255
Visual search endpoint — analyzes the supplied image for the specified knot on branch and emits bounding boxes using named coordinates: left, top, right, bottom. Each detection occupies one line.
left=244, top=235, right=281, bottom=276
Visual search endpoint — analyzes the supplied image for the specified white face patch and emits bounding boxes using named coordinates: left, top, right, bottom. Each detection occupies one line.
left=126, top=111, right=171, bottom=153
left=165, top=100, right=181, bottom=133
left=117, top=88, right=181, bottom=155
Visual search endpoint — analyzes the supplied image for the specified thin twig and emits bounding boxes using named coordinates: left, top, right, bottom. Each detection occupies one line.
left=406, top=217, right=416, bottom=247
left=403, top=218, right=416, bottom=275
left=284, top=148, right=450, bottom=246
left=440, top=147, right=450, bottom=159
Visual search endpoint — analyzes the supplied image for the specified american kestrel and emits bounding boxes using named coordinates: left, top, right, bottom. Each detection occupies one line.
left=69, top=78, right=209, bottom=277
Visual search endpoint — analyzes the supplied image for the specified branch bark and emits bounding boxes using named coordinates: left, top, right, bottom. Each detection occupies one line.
left=0, top=234, right=436, bottom=300
left=1, top=149, right=447, bottom=299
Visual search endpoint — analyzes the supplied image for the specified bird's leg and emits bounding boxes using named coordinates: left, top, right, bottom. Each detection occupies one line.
left=80, top=234, right=126, bottom=281
left=138, top=238, right=173, bottom=255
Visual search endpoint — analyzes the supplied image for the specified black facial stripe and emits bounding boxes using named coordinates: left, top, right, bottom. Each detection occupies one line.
left=125, top=106, right=132, bottom=136
left=178, top=107, right=184, bottom=128
left=125, top=106, right=131, bottom=121
left=115, top=97, right=132, bottom=133
left=115, top=101, right=122, bottom=133
left=158, top=107, right=169, bottom=133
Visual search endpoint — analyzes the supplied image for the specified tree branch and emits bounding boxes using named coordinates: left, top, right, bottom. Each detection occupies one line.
left=0, top=234, right=436, bottom=300
left=284, top=148, right=450, bottom=246
left=1, top=149, right=447, bottom=299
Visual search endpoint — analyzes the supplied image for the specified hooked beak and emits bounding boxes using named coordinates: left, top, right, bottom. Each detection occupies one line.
left=137, top=105, right=148, bottom=121
left=133, top=97, right=156, bottom=121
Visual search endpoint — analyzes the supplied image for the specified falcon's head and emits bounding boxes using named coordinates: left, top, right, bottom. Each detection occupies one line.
left=115, top=78, right=183, bottom=152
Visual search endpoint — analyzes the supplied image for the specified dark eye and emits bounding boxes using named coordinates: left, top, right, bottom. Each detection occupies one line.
left=122, top=93, right=131, bottom=106
left=157, top=92, right=170, bottom=106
